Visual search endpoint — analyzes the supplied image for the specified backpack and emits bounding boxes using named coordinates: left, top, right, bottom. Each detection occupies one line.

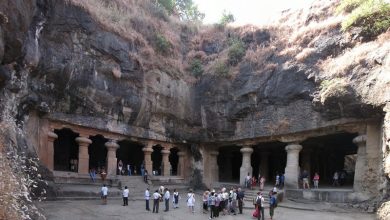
left=256, top=196, right=262, bottom=206
left=270, top=196, right=277, bottom=208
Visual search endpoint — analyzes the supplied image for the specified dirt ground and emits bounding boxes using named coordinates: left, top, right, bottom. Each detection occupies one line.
left=36, top=199, right=375, bottom=220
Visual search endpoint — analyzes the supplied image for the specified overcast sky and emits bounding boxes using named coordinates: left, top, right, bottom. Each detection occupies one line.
left=193, top=0, right=316, bottom=25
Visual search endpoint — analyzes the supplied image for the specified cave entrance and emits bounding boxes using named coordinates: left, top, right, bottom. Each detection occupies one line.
left=301, top=132, right=358, bottom=187
left=53, top=128, right=79, bottom=172
left=252, top=141, right=287, bottom=184
left=152, top=145, right=163, bottom=175
left=88, top=135, right=108, bottom=170
left=116, top=140, right=144, bottom=175
left=169, top=147, right=179, bottom=176
left=218, top=146, right=242, bottom=183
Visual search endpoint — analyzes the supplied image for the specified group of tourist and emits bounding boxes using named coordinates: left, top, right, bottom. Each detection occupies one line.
left=144, top=186, right=180, bottom=213
left=117, top=160, right=145, bottom=176
left=89, top=167, right=107, bottom=182
left=245, top=172, right=284, bottom=190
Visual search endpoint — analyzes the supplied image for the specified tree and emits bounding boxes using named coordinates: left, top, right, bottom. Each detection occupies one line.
left=157, top=0, right=205, bottom=22
left=219, top=10, right=235, bottom=26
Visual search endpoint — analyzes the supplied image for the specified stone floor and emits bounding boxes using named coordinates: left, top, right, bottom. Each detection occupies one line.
left=36, top=198, right=375, bottom=220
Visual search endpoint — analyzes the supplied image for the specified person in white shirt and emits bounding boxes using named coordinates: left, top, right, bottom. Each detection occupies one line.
left=164, top=188, right=170, bottom=212
left=145, top=188, right=150, bottom=211
left=122, top=186, right=129, bottom=206
left=187, top=189, right=195, bottom=213
left=153, top=190, right=161, bottom=213
left=101, top=184, right=108, bottom=205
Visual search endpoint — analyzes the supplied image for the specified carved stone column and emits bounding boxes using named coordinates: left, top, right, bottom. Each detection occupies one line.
left=105, top=141, right=120, bottom=177
left=259, top=151, right=270, bottom=180
left=210, top=150, right=219, bottom=183
left=161, top=147, right=171, bottom=176
left=142, top=142, right=154, bottom=175
left=240, top=147, right=254, bottom=186
left=177, top=151, right=186, bottom=177
left=353, top=135, right=367, bottom=193
left=76, top=137, right=92, bottom=175
left=47, top=131, right=58, bottom=171
left=284, top=143, right=303, bottom=189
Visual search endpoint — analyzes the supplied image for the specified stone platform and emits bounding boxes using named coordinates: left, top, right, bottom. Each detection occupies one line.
left=285, top=188, right=359, bottom=203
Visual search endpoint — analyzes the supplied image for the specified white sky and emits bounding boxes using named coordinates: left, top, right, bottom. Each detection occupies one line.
left=193, top=0, right=316, bottom=25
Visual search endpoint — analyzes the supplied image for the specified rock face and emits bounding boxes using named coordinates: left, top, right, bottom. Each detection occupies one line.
left=0, top=0, right=389, bottom=219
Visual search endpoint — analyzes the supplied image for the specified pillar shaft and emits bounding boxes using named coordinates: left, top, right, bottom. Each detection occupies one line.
left=161, top=149, right=171, bottom=176
left=284, top=144, right=302, bottom=189
left=47, top=131, right=58, bottom=171
left=177, top=152, right=186, bottom=177
left=210, top=151, right=219, bottom=183
left=105, top=141, right=119, bottom=177
left=142, top=143, right=153, bottom=175
left=240, top=147, right=253, bottom=186
left=76, top=137, right=92, bottom=175
left=353, top=135, right=367, bottom=192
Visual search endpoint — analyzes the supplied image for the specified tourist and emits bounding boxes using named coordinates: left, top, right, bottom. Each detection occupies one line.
left=340, top=170, right=346, bottom=186
left=253, top=191, right=264, bottom=220
left=101, top=184, right=108, bottom=205
left=187, top=189, right=195, bottom=213
left=280, top=173, right=285, bottom=188
left=133, top=166, right=137, bottom=175
left=89, top=168, right=96, bottom=182
left=118, top=160, right=123, bottom=175
left=173, top=189, right=179, bottom=209
left=203, top=190, right=209, bottom=213
left=141, top=162, right=145, bottom=177
left=251, top=176, right=257, bottom=190
left=100, top=167, right=107, bottom=181
left=313, top=172, right=320, bottom=189
left=158, top=186, right=165, bottom=201
left=164, top=188, right=170, bottom=212
left=127, top=164, right=131, bottom=176
left=144, top=170, right=148, bottom=183
left=152, top=190, right=161, bottom=213
left=231, top=188, right=237, bottom=215
left=208, top=191, right=216, bottom=219
left=215, top=191, right=221, bottom=217
left=269, top=192, right=277, bottom=220
left=145, top=187, right=150, bottom=211
left=245, top=173, right=251, bottom=188
left=275, top=173, right=280, bottom=187
left=222, top=188, right=229, bottom=215
left=301, top=170, right=310, bottom=189
left=122, top=186, right=129, bottom=206
left=237, top=188, right=244, bottom=214
left=259, top=176, right=265, bottom=191
left=332, top=171, right=339, bottom=187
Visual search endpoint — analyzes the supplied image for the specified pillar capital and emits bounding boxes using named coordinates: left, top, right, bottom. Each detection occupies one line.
left=161, top=149, right=170, bottom=155
left=48, top=131, right=58, bottom=140
left=353, top=135, right=366, bottom=146
left=285, top=144, right=303, bottom=152
left=105, top=141, right=119, bottom=150
left=75, top=137, right=92, bottom=145
left=240, top=147, right=254, bottom=154
left=210, top=151, right=219, bottom=156
left=142, top=147, right=153, bottom=153
left=177, top=151, right=186, bottom=157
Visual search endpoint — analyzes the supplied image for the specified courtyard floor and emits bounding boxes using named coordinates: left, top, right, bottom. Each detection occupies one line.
left=36, top=198, right=375, bottom=220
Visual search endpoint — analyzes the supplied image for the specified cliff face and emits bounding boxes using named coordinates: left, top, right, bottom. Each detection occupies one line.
left=0, top=0, right=389, bottom=219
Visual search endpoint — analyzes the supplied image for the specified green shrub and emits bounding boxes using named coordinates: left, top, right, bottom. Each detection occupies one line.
left=155, top=33, right=171, bottom=54
left=214, top=61, right=229, bottom=76
left=227, top=38, right=246, bottom=66
left=190, top=59, right=203, bottom=77
left=338, top=0, right=390, bottom=38
left=219, top=10, right=235, bottom=27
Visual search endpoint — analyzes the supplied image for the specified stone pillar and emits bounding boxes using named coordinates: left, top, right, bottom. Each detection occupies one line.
left=76, top=137, right=92, bottom=175
left=284, top=144, right=302, bottom=189
left=301, top=149, right=312, bottom=178
left=210, top=150, right=219, bottom=183
left=161, top=148, right=171, bottom=176
left=105, top=141, right=120, bottom=177
left=177, top=151, right=186, bottom=177
left=240, top=147, right=254, bottom=186
left=47, top=131, right=58, bottom=171
left=142, top=143, right=154, bottom=175
left=259, top=151, right=270, bottom=180
left=353, top=135, right=367, bottom=192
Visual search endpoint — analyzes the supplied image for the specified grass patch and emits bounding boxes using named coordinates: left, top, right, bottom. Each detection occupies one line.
left=227, top=38, right=246, bottom=66
left=213, top=60, right=229, bottom=77
left=337, top=0, right=390, bottom=38
left=155, top=33, right=172, bottom=54
left=190, top=58, right=203, bottom=77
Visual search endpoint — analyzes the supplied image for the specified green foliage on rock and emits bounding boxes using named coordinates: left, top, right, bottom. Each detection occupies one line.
left=155, top=33, right=171, bottom=54
left=227, top=38, right=246, bottom=66
left=219, top=10, right=235, bottom=27
left=214, top=61, right=229, bottom=77
left=190, top=59, right=204, bottom=77
left=156, top=0, right=205, bottom=22
left=337, top=0, right=390, bottom=38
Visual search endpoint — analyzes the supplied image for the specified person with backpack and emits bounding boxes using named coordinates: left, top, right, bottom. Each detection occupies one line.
left=269, top=192, right=278, bottom=220
left=252, top=191, right=264, bottom=220
left=208, top=191, right=216, bottom=219
left=237, top=188, right=244, bottom=214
